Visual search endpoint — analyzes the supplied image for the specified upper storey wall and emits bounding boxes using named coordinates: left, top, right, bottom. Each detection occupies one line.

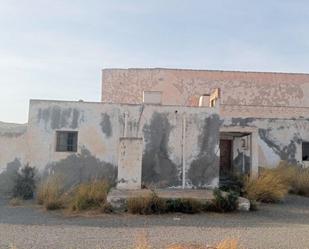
left=102, top=68, right=309, bottom=111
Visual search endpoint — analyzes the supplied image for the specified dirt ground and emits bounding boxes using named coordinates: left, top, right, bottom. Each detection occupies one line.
left=0, top=195, right=309, bottom=249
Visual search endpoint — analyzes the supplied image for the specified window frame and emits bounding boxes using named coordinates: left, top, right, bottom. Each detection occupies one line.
left=55, top=131, right=78, bottom=153
left=302, top=141, right=309, bottom=161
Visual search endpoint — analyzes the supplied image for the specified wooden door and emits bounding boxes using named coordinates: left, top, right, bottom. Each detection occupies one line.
left=220, top=139, right=232, bottom=176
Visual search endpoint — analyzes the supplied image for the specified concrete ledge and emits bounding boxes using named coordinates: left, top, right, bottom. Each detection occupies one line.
left=107, top=188, right=250, bottom=212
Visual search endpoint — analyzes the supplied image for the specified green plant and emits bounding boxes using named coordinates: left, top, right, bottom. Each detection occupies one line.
left=210, top=188, right=238, bottom=212
left=12, top=164, right=36, bottom=200
left=165, top=198, right=202, bottom=214
left=69, top=179, right=110, bottom=211
left=36, top=175, right=64, bottom=210
left=219, top=173, right=245, bottom=196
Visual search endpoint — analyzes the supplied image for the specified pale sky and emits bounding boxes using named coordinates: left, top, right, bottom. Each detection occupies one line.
left=1, top=0, right=309, bottom=123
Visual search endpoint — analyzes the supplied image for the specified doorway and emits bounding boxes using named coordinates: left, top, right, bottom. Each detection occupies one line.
left=219, top=139, right=232, bottom=178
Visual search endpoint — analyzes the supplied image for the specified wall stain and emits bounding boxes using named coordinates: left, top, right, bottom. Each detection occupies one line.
left=142, top=112, right=180, bottom=187
left=231, top=118, right=255, bottom=127
left=259, top=129, right=298, bottom=164
left=44, top=148, right=117, bottom=190
left=187, top=114, right=220, bottom=187
left=38, top=106, right=81, bottom=130
left=232, top=150, right=251, bottom=174
left=100, top=113, right=112, bottom=137
left=0, top=159, right=21, bottom=196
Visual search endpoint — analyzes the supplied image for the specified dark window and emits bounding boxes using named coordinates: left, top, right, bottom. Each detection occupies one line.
left=302, top=142, right=309, bottom=161
left=56, top=131, right=78, bottom=152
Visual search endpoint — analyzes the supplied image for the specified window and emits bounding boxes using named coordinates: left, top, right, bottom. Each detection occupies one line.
left=302, top=142, right=309, bottom=161
left=56, top=131, right=78, bottom=152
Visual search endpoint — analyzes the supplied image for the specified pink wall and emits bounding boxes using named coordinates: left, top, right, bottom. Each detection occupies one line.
left=102, top=68, right=309, bottom=118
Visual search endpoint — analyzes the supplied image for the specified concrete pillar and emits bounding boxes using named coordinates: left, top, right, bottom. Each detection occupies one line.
left=117, top=137, right=143, bottom=190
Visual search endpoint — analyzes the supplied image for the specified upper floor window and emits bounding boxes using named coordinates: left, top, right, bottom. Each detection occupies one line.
left=56, top=131, right=78, bottom=152
left=302, top=141, right=309, bottom=161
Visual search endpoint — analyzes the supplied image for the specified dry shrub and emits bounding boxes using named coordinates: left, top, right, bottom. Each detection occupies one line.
left=69, top=179, right=110, bottom=211
left=9, top=197, right=22, bottom=207
left=215, top=239, right=239, bottom=249
left=263, top=161, right=309, bottom=197
left=36, top=175, right=64, bottom=210
left=135, top=236, right=239, bottom=249
left=244, top=167, right=288, bottom=203
left=127, top=193, right=166, bottom=215
left=134, top=232, right=152, bottom=249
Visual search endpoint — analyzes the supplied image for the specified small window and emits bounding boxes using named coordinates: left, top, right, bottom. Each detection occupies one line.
left=302, top=142, right=309, bottom=161
left=56, top=131, right=78, bottom=152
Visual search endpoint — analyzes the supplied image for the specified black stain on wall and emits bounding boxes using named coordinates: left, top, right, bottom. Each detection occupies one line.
left=259, top=129, right=298, bottom=164
left=232, top=149, right=251, bottom=174
left=44, top=149, right=117, bottom=190
left=0, top=158, right=21, bottom=195
left=142, top=112, right=180, bottom=187
left=187, top=114, right=220, bottom=187
left=230, top=118, right=255, bottom=127
left=100, top=113, right=112, bottom=137
left=38, top=106, right=81, bottom=129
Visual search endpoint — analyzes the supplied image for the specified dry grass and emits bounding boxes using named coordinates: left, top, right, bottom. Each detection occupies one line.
left=134, top=233, right=239, bottom=249
left=127, top=193, right=166, bottom=215
left=244, top=161, right=309, bottom=202
left=264, top=161, right=309, bottom=197
left=244, top=168, right=288, bottom=203
left=69, top=179, right=110, bottom=211
left=9, top=197, right=22, bottom=207
left=36, top=175, right=64, bottom=210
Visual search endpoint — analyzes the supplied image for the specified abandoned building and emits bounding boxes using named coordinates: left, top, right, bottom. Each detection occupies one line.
left=1, top=68, right=309, bottom=193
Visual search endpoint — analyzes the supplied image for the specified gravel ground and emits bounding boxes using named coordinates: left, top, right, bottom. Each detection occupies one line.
left=0, top=195, right=309, bottom=249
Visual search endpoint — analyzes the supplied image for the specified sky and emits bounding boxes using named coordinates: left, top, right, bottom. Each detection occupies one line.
left=1, top=0, right=309, bottom=123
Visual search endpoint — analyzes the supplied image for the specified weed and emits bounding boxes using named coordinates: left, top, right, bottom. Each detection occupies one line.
left=69, top=179, right=110, bottom=211
left=36, top=175, right=64, bottom=210
left=9, top=197, right=22, bottom=206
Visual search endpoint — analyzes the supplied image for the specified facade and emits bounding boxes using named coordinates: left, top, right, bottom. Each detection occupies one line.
left=1, top=68, right=309, bottom=194
left=102, top=68, right=309, bottom=171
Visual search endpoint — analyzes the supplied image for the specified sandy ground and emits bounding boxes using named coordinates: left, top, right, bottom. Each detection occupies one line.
left=0, top=195, right=309, bottom=249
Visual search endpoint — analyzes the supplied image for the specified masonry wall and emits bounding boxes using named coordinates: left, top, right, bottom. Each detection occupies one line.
left=102, top=68, right=309, bottom=118
left=222, top=117, right=309, bottom=168
left=0, top=122, right=28, bottom=194
left=0, top=100, right=220, bottom=192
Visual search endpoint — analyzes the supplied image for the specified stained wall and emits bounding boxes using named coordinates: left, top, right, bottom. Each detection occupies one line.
left=0, top=100, right=220, bottom=192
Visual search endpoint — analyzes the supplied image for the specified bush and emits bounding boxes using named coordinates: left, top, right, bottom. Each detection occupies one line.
left=208, top=188, right=238, bottom=212
left=244, top=169, right=288, bottom=203
left=12, top=165, right=36, bottom=200
left=69, top=179, right=110, bottom=211
left=219, top=173, right=245, bottom=196
left=274, top=162, right=309, bottom=197
left=37, top=175, right=64, bottom=210
left=127, top=192, right=166, bottom=215
left=165, top=198, right=202, bottom=214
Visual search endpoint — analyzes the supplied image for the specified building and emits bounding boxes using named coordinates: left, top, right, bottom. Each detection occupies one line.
left=1, top=68, right=309, bottom=194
